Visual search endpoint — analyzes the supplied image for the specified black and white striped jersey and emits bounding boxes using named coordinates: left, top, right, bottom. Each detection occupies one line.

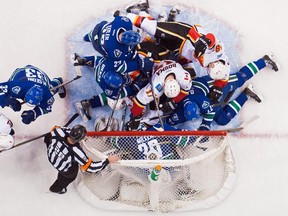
left=47, top=126, right=109, bottom=173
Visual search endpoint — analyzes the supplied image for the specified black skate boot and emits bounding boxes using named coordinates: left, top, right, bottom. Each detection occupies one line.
left=126, top=0, right=149, bottom=13
left=243, top=83, right=263, bottom=103
left=262, top=54, right=279, bottom=71
left=81, top=99, right=92, bottom=120
left=167, top=8, right=180, bottom=22
left=72, top=53, right=93, bottom=67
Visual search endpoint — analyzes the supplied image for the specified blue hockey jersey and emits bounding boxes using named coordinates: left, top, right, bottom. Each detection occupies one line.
left=90, top=16, right=138, bottom=61
left=0, top=65, right=55, bottom=117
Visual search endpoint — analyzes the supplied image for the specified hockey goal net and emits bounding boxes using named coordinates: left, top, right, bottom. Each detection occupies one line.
left=76, top=130, right=236, bottom=213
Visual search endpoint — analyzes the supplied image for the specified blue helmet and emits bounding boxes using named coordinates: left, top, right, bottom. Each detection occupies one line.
left=103, top=71, right=124, bottom=89
left=121, top=30, right=141, bottom=46
left=25, top=85, right=43, bottom=106
left=184, top=101, right=200, bottom=121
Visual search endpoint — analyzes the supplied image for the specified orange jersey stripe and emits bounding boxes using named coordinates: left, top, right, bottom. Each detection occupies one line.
left=81, top=158, right=92, bottom=171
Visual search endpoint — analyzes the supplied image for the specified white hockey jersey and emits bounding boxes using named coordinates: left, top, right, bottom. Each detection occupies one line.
left=136, top=60, right=192, bottom=105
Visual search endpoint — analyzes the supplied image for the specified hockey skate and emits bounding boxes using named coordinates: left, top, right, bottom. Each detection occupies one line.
left=126, top=0, right=149, bottom=13
left=75, top=99, right=92, bottom=122
left=72, top=53, right=93, bottom=67
left=167, top=7, right=180, bottom=22
left=262, top=53, right=279, bottom=72
left=243, top=83, right=263, bottom=103
left=94, top=117, right=119, bottom=131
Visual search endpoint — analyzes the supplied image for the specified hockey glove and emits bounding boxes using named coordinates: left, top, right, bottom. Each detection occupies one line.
left=137, top=57, right=154, bottom=76
left=159, top=99, right=177, bottom=114
left=208, top=86, right=223, bottom=105
left=125, top=115, right=142, bottom=131
left=21, top=110, right=36, bottom=124
left=194, top=35, right=211, bottom=58
left=7, top=97, right=21, bottom=112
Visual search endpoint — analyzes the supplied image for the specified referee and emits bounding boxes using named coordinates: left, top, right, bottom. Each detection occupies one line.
left=44, top=124, right=119, bottom=194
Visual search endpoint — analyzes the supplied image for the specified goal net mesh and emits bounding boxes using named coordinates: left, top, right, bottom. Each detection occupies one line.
left=76, top=130, right=236, bottom=213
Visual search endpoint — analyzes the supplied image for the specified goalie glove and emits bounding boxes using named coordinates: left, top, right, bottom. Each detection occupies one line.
left=207, top=86, right=223, bottom=105
left=159, top=99, right=177, bottom=114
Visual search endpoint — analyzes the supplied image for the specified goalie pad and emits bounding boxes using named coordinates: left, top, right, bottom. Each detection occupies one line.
left=94, top=117, right=119, bottom=131
left=107, top=97, right=126, bottom=110
left=0, top=133, right=14, bottom=151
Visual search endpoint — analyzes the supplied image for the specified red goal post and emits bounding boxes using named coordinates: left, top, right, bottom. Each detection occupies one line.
left=76, top=130, right=236, bottom=213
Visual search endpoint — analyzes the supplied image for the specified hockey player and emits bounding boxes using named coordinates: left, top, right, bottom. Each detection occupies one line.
left=126, top=60, right=192, bottom=130
left=44, top=124, right=120, bottom=194
left=0, top=112, right=15, bottom=151
left=125, top=6, right=232, bottom=104
left=0, top=65, right=66, bottom=124
left=83, top=15, right=141, bottom=61
left=73, top=53, right=154, bottom=120
left=166, top=54, right=279, bottom=130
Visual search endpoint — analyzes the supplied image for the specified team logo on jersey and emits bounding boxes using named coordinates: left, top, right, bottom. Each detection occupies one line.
left=121, top=17, right=130, bottom=22
left=12, top=86, right=21, bottom=95
left=202, top=101, right=210, bottom=109
left=47, top=97, right=55, bottom=105
left=105, top=89, right=113, bottom=96
left=114, top=49, right=122, bottom=58
left=155, top=84, right=163, bottom=92
left=171, top=113, right=179, bottom=122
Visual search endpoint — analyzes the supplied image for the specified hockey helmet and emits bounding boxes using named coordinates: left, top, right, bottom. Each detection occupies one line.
left=0, top=133, right=14, bottom=151
left=121, top=30, right=141, bottom=46
left=25, top=85, right=43, bottom=106
left=69, top=125, right=87, bottom=142
left=184, top=102, right=200, bottom=121
left=103, top=71, right=124, bottom=89
left=207, top=60, right=230, bottom=80
left=164, top=78, right=180, bottom=98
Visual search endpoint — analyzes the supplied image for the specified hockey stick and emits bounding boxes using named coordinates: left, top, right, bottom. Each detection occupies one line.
left=50, top=66, right=82, bottom=91
left=20, top=67, right=82, bottom=105
left=212, top=89, right=236, bottom=108
left=225, top=114, right=260, bottom=132
left=148, top=73, right=165, bottom=129
left=103, top=85, right=124, bottom=131
left=119, top=103, right=128, bottom=131
left=0, top=113, right=79, bottom=153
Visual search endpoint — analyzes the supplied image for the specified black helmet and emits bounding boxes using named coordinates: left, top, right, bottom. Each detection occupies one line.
left=69, top=125, right=87, bottom=142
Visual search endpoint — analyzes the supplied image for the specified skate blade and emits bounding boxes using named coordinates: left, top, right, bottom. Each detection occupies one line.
left=75, top=102, right=89, bottom=122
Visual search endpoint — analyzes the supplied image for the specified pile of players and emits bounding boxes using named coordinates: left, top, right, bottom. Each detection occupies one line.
left=72, top=0, right=279, bottom=132
left=0, top=0, right=279, bottom=148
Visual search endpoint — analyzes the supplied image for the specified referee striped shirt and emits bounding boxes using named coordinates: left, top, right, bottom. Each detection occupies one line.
left=47, top=127, right=109, bottom=173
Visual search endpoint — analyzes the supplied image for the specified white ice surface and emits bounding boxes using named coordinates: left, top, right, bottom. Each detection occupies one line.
left=0, top=0, right=288, bottom=215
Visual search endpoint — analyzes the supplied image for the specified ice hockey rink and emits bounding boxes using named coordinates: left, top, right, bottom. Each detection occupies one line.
left=0, top=0, right=288, bottom=215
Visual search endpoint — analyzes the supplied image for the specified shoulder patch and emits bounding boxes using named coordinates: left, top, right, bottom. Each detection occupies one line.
left=12, top=86, right=21, bottom=94
left=114, top=49, right=122, bottom=58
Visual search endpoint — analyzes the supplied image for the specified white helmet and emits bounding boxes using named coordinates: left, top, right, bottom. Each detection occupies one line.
left=164, top=79, right=180, bottom=98
left=0, top=133, right=14, bottom=151
left=207, top=60, right=230, bottom=80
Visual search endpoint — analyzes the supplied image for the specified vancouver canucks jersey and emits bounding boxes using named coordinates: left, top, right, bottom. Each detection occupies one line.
left=91, top=16, right=138, bottom=61
left=0, top=65, right=55, bottom=113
